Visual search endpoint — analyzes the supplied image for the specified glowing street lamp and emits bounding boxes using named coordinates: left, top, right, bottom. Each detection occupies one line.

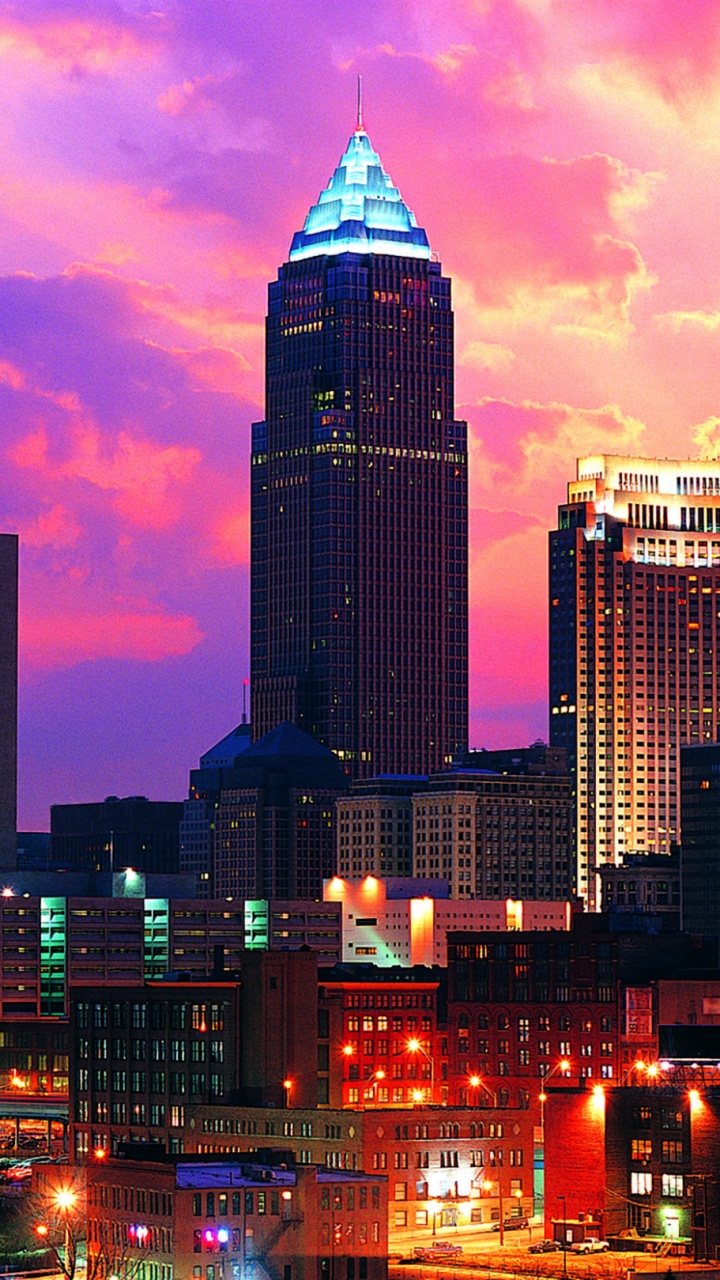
left=468, top=1074, right=497, bottom=1106
left=406, top=1037, right=434, bottom=1104
left=362, top=1067, right=386, bottom=1109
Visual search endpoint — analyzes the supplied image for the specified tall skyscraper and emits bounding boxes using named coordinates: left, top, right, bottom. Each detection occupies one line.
left=251, top=114, right=468, bottom=777
left=0, top=534, right=18, bottom=872
left=550, top=454, right=720, bottom=906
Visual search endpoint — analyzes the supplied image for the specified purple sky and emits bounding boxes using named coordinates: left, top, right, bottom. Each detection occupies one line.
left=5, top=1, right=720, bottom=827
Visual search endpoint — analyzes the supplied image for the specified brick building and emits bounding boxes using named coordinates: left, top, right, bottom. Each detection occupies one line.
left=360, top=1105, right=534, bottom=1245
left=317, top=967, right=445, bottom=1110
left=446, top=926, right=620, bottom=1110
left=544, top=1080, right=720, bottom=1258
left=70, top=953, right=320, bottom=1158
left=85, top=1149, right=388, bottom=1280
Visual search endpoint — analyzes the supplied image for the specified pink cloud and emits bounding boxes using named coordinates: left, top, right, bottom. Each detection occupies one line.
left=554, top=0, right=720, bottom=104
left=0, top=9, right=162, bottom=76
left=11, top=419, right=201, bottom=532
left=21, top=604, right=203, bottom=672
left=19, top=503, right=82, bottom=551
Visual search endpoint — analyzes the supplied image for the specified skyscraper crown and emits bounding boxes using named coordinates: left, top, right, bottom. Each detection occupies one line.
left=289, top=128, right=431, bottom=262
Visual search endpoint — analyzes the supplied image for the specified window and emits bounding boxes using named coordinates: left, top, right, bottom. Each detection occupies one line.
left=630, top=1172, right=652, bottom=1196
left=395, top=1183, right=407, bottom=1200
left=662, top=1174, right=683, bottom=1197
left=662, top=1140, right=683, bottom=1164
left=631, top=1139, right=652, bottom=1164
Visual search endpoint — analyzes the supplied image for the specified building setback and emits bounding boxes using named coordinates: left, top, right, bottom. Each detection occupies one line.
left=251, top=118, right=468, bottom=777
left=550, top=455, right=720, bottom=906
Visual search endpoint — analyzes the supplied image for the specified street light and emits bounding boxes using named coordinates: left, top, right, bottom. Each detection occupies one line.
left=468, top=1074, right=497, bottom=1106
left=36, top=1188, right=78, bottom=1280
left=362, top=1067, right=386, bottom=1109
left=406, top=1037, right=434, bottom=1104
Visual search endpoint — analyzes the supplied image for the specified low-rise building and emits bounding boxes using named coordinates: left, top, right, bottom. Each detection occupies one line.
left=325, top=876, right=571, bottom=968
left=361, top=1105, right=534, bottom=1246
left=85, top=1149, right=389, bottom=1280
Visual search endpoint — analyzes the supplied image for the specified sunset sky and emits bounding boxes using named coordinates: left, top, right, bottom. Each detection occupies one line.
left=5, top=0, right=720, bottom=828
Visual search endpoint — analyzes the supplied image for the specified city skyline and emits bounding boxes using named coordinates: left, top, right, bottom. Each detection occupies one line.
left=3, top=3, right=720, bottom=825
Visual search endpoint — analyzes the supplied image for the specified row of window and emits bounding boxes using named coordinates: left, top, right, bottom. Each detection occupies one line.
left=630, top=1173, right=684, bottom=1197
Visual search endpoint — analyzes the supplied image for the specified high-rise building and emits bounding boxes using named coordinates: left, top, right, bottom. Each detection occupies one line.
left=0, top=534, right=18, bottom=872
left=550, top=454, right=720, bottom=906
left=251, top=116, right=468, bottom=776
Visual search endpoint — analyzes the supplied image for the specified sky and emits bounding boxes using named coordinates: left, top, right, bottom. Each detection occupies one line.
left=5, top=0, right=720, bottom=828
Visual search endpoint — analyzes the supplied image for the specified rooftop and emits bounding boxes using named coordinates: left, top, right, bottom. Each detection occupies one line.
left=289, top=127, right=430, bottom=262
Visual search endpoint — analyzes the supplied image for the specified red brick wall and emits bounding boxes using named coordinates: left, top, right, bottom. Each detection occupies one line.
left=544, top=1087, right=607, bottom=1236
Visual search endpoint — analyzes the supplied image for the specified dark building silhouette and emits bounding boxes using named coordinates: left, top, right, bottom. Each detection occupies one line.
left=50, top=795, right=183, bottom=874
left=212, top=721, right=347, bottom=900
left=681, top=742, right=720, bottom=940
left=0, top=534, right=17, bottom=872
left=251, top=119, right=468, bottom=777
left=180, top=720, right=252, bottom=896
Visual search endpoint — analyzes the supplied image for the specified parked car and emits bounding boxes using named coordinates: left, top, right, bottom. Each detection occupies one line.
left=572, top=1239, right=609, bottom=1253
left=492, top=1216, right=529, bottom=1232
left=528, top=1240, right=563, bottom=1254
left=413, top=1243, right=464, bottom=1260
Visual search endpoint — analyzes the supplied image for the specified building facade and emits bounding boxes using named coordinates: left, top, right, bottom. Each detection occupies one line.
left=50, top=796, right=183, bottom=875
left=212, top=722, right=347, bottom=901
left=550, top=455, right=720, bottom=906
left=412, top=768, right=574, bottom=900
left=324, top=876, right=571, bottom=968
left=680, top=742, right=720, bottom=940
left=86, top=1152, right=389, bottom=1280
left=544, top=1081, right=720, bottom=1257
left=251, top=120, right=468, bottom=777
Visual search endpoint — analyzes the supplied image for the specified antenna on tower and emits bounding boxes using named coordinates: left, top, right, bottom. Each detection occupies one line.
left=356, top=74, right=363, bottom=131
left=242, top=678, right=248, bottom=725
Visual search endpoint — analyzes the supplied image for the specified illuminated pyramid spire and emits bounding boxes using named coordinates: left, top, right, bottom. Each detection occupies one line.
left=289, top=108, right=431, bottom=262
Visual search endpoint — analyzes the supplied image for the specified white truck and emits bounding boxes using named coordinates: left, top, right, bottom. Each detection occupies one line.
left=571, top=1239, right=609, bottom=1253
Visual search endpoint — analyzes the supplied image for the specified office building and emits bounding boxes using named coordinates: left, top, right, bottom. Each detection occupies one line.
left=336, top=758, right=574, bottom=900
left=413, top=766, right=574, bottom=899
left=550, top=455, right=720, bottom=906
left=598, top=851, right=681, bottom=928
left=336, top=776, right=424, bottom=879
left=251, top=116, right=468, bottom=776
left=212, top=721, right=347, bottom=900
left=50, top=795, right=183, bottom=874
left=70, top=952, right=320, bottom=1156
left=0, top=534, right=17, bottom=872
left=179, top=720, right=252, bottom=897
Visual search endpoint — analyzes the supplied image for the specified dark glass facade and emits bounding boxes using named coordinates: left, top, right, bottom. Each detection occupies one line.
left=251, top=223, right=468, bottom=776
